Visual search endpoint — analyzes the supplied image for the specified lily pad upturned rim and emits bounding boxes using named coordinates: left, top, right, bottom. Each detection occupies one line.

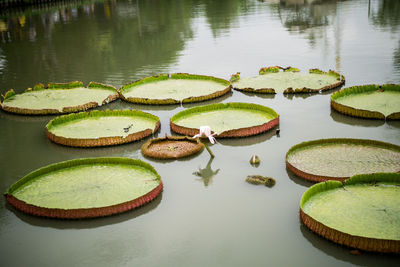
left=4, top=157, right=163, bottom=219
left=300, top=172, right=400, bottom=253
left=331, top=84, right=400, bottom=120
left=119, top=73, right=232, bottom=105
left=0, top=81, right=119, bottom=115
left=141, top=135, right=204, bottom=159
left=170, top=102, right=279, bottom=138
left=286, top=138, right=400, bottom=182
left=232, top=66, right=345, bottom=94
left=46, top=109, right=160, bottom=147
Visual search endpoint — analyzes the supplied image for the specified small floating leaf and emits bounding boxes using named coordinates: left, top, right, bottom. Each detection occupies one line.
left=141, top=135, right=204, bottom=159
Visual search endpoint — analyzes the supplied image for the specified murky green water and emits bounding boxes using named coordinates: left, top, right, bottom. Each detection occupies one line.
left=0, top=0, right=399, bottom=266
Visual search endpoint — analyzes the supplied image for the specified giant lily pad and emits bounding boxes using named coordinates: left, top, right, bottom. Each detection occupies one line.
left=141, top=135, right=204, bottom=159
left=119, top=73, right=231, bottom=104
left=46, top=110, right=160, bottom=147
left=300, top=173, right=400, bottom=253
left=286, top=138, right=400, bottom=182
left=0, top=81, right=118, bottom=115
left=4, top=157, right=163, bottom=219
left=170, top=102, right=279, bottom=137
left=231, top=66, right=344, bottom=94
left=331, top=84, right=400, bottom=120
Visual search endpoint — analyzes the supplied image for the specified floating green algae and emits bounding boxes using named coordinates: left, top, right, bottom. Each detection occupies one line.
left=173, top=107, right=276, bottom=134
left=301, top=174, right=400, bottom=240
left=287, top=141, right=400, bottom=178
left=47, top=112, right=158, bottom=139
left=1, top=82, right=117, bottom=114
left=232, top=72, right=340, bottom=93
left=120, top=74, right=230, bottom=104
left=7, top=159, right=160, bottom=210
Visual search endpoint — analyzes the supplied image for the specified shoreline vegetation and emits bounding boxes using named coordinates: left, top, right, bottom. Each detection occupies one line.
left=0, top=0, right=98, bottom=12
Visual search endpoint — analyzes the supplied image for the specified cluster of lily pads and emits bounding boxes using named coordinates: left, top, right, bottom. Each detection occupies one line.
left=1, top=67, right=399, bottom=254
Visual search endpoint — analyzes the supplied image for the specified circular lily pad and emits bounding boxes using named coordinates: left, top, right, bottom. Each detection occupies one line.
left=286, top=138, right=400, bottom=182
left=119, top=73, right=231, bottom=104
left=0, top=81, right=119, bottom=115
left=300, top=173, right=400, bottom=253
left=170, top=102, right=279, bottom=137
left=141, top=136, right=204, bottom=159
left=331, top=84, right=400, bottom=120
left=46, top=110, right=160, bottom=147
left=231, top=66, right=344, bottom=94
left=4, top=157, right=163, bottom=219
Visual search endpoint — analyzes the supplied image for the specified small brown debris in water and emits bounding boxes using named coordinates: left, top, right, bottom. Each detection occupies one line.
left=350, top=250, right=361, bottom=255
left=249, top=155, right=260, bottom=165
left=246, top=175, right=276, bottom=187
left=123, top=124, right=133, bottom=133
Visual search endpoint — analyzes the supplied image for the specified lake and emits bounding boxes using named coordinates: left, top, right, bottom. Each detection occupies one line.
left=0, top=0, right=399, bottom=266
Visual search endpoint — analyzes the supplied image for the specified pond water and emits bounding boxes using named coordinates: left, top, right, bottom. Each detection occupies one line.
left=0, top=0, right=399, bottom=266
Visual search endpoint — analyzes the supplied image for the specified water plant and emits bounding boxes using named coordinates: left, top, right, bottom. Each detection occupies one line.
left=141, top=135, right=204, bottom=159
left=0, top=81, right=119, bottom=115
left=231, top=66, right=344, bottom=94
left=286, top=138, right=400, bottom=182
left=170, top=102, right=279, bottom=138
left=331, top=84, right=400, bottom=120
left=119, top=73, right=231, bottom=105
left=46, top=109, right=160, bottom=147
left=300, top=173, right=400, bottom=253
left=4, top=157, right=163, bottom=219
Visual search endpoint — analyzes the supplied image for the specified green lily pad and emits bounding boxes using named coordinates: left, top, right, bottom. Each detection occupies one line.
left=46, top=110, right=160, bottom=147
left=0, top=81, right=118, bottom=115
left=170, top=102, right=279, bottom=137
left=119, top=73, right=231, bottom=104
left=286, top=138, right=400, bottom=182
left=4, top=157, right=163, bottom=219
left=231, top=67, right=344, bottom=94
left=300, top=173, right=400, bottom=253
left=331, top=84, right=400, bottom=120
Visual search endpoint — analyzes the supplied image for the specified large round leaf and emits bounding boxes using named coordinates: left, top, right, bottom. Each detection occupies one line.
left=286, top=138, right=400, bottom=182
left=46, top=110, right=160, bottom=147
left=5, top=157, right=163, bottom=219
left=331, top=84, right=400, bottom=120
left=119, top=73, right=231, bottom=104
left=170, top=102, right=279, bottom=138
left=0, top=81, right=118, bottom=115
left=300, top=173, right=400, bottom=253
left=231, top=66, right=344, bottom=94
